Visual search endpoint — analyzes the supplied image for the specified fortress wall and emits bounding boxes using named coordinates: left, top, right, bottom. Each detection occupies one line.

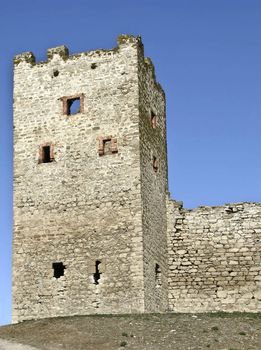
left=13, top=34, right=260, bottom=322
left=167, top=200, right=261, bottom=312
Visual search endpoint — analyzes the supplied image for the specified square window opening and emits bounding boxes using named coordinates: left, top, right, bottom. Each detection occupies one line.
left=67, top=98, right=81, bottom=115
left=98, top=136, right=118, bottom=156
left=52, top=262, right=65, bottom=279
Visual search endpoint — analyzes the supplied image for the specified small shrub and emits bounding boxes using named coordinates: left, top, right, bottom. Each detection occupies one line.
left=120, top=340, right=127, bottom=347
left=122, top=332, right=128, bottom=337
left=211, top=326, right=219, bottom=331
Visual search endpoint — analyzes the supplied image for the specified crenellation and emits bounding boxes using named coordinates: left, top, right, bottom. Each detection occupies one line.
left=14, top=51, right=36, bottom=66
left=14, top=34, right=142, bottom=69
left=117, top=34, right=142, bottom=47
left=47, top=45, right=69, bottom=61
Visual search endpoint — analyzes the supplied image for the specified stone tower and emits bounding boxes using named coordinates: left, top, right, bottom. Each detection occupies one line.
left=13, top=35, right=169, bottom=322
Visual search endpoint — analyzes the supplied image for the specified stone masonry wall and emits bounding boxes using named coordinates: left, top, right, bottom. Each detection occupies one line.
left=13, top=36, right=146, bottom=322
left=167, top=200, right=261, bottom=312
left=138, top=47, right=169, bottom=312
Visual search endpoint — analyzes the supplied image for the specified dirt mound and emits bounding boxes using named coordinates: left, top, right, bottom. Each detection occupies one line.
left=0, top=313, right=260, bottom=350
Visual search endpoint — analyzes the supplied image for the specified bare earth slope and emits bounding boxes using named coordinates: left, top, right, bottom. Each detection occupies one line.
left=0, top=339, right=39, bottom=350
left=0, top=313, right=260, bottom=350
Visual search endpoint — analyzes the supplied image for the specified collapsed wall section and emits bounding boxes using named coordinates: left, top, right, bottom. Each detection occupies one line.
left=167, top=200, right=261, bottom=312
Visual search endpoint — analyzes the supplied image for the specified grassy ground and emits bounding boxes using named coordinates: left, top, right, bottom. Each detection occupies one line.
left=0, top=313, right=260, bottom=350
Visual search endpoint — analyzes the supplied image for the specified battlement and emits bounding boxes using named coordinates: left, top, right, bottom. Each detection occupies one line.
left=13, top=34, right=143, bottom=66
left=13, top=34, right=164, bottom=100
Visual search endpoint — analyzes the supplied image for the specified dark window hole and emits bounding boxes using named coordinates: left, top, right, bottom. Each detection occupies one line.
left=52, top=262, right=65, bottom=279
left=93, top=260, right=101, bottom=285
left=53, top=70, right=59, bottom=77
left=153, top=156, right=159, bottom=173
left=155, top=263, right=162, bottom=287
left=43, top=146, right=51, bottom=163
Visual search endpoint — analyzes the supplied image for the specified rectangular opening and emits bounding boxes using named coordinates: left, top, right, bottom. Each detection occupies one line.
left=43, top=146, right=51, bottom=163
left=52, top=262, right=65, bottom=279
left=98, top=136, right=118, bottom=156
left=67, top=98, right=81, bottom=115
left=153, top=156, right=159, bottom=173
left=93, top=260, right=101, bottom=285
left=103, top=139, right=112, bottom=155
left=155, top=263, right=162, bottom=287
left=61, top=94, right=84, bottom=116
left=151, top=110, right=157, bottom=129
left=39, top=144, right=54, bottom=164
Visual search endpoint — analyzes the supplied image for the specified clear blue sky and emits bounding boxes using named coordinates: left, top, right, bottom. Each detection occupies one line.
left=0, top=0, right=260, bottom=325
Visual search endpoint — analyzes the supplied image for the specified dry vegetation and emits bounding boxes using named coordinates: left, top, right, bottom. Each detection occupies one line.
left=0, top=313, right=260, bottom=350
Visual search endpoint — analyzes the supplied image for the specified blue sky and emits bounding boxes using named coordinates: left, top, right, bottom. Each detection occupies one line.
left=0, top=0, right=260, bottom=325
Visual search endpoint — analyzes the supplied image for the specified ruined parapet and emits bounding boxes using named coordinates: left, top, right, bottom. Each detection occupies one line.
left=47, top=45, right=69, bottom=61
left=117, top=34, right=142, bottom=46
left=14, top=51, right=36, bottom=66
left=13, top=35, right=163, bottom=96
left=13, top=34, right=144, bottom=67
left=167, top=198, right=261, bottom=313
